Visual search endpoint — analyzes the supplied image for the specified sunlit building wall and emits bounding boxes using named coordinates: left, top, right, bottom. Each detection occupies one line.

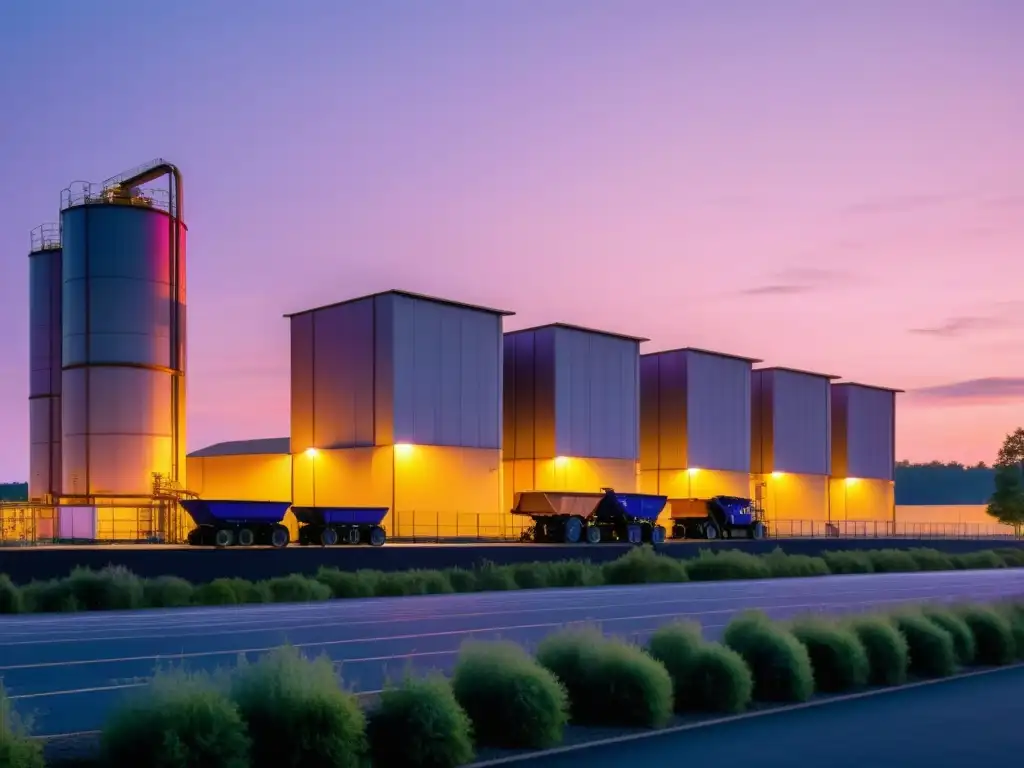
left=289, top=290, right=511, bottom=538
left=639, top=348, right=756, bottom=527
left=752, top=367, right=836, bottom=523
left=831, top=382, right=901, bottom=522
left=503, top=323, right=644, bottom=512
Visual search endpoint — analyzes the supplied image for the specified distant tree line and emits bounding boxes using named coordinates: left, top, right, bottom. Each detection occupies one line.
left=894, top=461, right=995, bottom=505
left=0, top=482, right=28, bottom=502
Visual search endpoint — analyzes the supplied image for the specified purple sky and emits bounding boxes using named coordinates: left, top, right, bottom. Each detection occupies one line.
left=1, top=1, right=1022, bottom=480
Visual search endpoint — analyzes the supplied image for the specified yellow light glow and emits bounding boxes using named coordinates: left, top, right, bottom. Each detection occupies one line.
left=771, top=471, right=783, bottom=478
left=304, top=448, right=319, bottom=458
left=845, top=477, right=858, bottom=485
left=394, top=443, right=415, bottom=458
left=554, top=456, right=570, bottom=466
left=687, top=467, right=700, bottom=474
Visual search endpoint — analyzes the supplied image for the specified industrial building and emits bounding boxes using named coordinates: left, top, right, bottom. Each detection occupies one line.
left=639, top=348, right=758, bottom=509
left=752, top=367, right=838, bottom=523
left=502, top=324, right=645, bottom=512
left=831, top=382, right=901, bottom=522
left=26, top=160, right=187, bottom=542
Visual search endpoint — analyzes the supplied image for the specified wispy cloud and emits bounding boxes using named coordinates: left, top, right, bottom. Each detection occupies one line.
left=909, top=377, right=1024, bottom=404
left=740, top=283, right=814, bottom=297
left=844, top=193, right=956, bottom=215
left=909, top=301, right=1024, bottom=339
left=738, top=266, right=850, bottom=297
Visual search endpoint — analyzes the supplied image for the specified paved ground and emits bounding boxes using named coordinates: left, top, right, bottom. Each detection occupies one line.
left=2, top=569, right=1022, bottom=737
left=518, top=666, right=1024, bottom=767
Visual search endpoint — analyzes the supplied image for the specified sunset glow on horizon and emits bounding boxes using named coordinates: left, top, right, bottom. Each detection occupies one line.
left=1, top=1, right=1021, bottom=479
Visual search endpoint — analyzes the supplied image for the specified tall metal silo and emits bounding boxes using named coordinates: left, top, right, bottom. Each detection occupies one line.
left=28, top=224, right=63, bottom=502
left=59, top=160, right=186, bottom=499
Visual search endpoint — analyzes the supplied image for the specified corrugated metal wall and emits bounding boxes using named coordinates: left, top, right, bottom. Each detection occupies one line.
left=834, top=384, right=896, bottom=480
left=769, top=370, right=831, bottom=475
left=291, top=293, right=503, bottom=452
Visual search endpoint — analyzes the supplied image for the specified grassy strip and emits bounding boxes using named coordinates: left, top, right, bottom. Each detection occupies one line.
left=29, top=597, right=1024, bottom=768
left=2, top=545, right=1022, bottom=615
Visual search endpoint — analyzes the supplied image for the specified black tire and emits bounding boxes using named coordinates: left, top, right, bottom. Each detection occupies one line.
left=237, top=528, right=255, bottom=547
left=564, top=517, right=583, bottom=544
left=751, top=521, right=766, bottom=540
left=651, top=525, right=666, bottom=545
left=369, top=526, right=386, bottom=547
left=270, top=526, right=289, bottom=548
left=704, top=522, right=719, bottom=540
left=345, top=526, right=361, bottom=545
left=214, top=528, right=234, bottom=548
left=321, top=527, right=339, bottom=546
left=585, top=525, right=602, bottom=544
left=627, top=525, right=642, bottom=544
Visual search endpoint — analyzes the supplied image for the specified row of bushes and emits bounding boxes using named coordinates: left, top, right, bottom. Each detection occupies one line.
left=6, top=599, right=1024, bottom=767
left=2, top=545, right=1023, bottom=614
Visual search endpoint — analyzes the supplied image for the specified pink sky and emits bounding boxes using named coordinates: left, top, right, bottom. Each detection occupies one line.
left=1, top=1, right=1022, bottom=479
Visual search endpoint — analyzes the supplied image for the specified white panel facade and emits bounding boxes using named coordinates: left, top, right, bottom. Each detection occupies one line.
left=685, top=351, right=751, bottom=473
left=770, top=370, right=831, bottom=475
left=843, top=385, right=896, bottom=480
left=553, top=327, right=639, bottom=460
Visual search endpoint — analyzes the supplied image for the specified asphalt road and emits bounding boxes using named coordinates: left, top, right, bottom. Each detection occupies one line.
left=518, top=666, right=1024, bottom=767
left=2, top=569, right=1023, bottom=737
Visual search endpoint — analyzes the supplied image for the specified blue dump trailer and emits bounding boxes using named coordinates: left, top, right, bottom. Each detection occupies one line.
left=291, top=506, right=389, bottom=547
left=181, top=500, right=294, bottom=548
left=511, top=487, right=668, bottom=544
left=668, top=495, right=767, bottom=540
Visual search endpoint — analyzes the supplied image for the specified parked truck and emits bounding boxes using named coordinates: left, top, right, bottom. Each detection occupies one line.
left=291, top=506, right=388, bottom=547
left=668, top=496, right=766, bottom=540
left=512, top=487, right=668, bottom=544
left=181, top=499, right=293, bottom=548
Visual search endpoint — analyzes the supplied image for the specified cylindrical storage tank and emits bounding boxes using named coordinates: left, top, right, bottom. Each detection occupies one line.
left=28, top=224, right=63, bottom=502
left=60, top=182, right=186, bottom=497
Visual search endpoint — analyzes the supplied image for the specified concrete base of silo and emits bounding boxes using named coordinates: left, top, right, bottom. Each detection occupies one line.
left=830, top=477, right=895, bottom=523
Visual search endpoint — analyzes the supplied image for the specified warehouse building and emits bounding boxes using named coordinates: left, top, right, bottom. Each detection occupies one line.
left=752, top=367, right=837, bottom=523
left=503, top=324, right=644, bottom=512
left=639, top=348, right=757, bottom=511
left=831, top=381, right=901, bottom=521
left=288, top=290, right=511, bottom=538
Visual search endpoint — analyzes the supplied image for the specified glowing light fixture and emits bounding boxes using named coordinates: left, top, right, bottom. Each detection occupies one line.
left=394, top=443, right=414, bottom=458
left=845, top=477, right=858, bottom=485
left=687, top=467, right=700, bottom=474
left=771, top=471, right=783, bottom=478
left=554, top=456, right=570, bottom=466
left=305, top=448, right=319, bottom=458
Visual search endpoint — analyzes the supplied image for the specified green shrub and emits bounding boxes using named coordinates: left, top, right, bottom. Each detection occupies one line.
left=102, top=672, right=250, bottom=768
left=192, top=580, right=239, bottom=606
left=0, top=574, right=23, bottom=614
left=908, top=549, right=955, bottom=572
left=892, top=614, right=956, bottom=678
left=686, top=550, right=771, bottom=581
left=230, top=646, right=365, bottom=768
left=263, top=574, right=331, bottom=603
left=790, top=619, right=869, bottom=693
left=845, top=616, right=909, bottom=686
left=821, top=550, right=874, bottom=574
left=143, top=576, right=194, bottom=608
left=373, top=570, right=452, bottom=597
left=66, top=566, right=144, bottom=611
left=473, top=562, right=518, bottom=591
left=953, top=551, right=1005, bottom=570
left=510, top=562, right=549, bottom=589
left=452, top=641, right=568, bottom=749
left=537, top=627, right=673, bottom=728
left=722, top=612, right=814, bottom=703
left=679, top=644, right=753, bottom=714
left=955, top=605, right=1015, bottom=665
left=444, top=568, right=478, bottom=593
left=921, top=607, right=975, bottom=665
left=315, top=568, right=374, bottom=599
left=994, top=601, right=1024, bottom=658
left=367, top=676, right=474, bottom=768
left=761, top=549, right=830, bottom=578
left=20, top=579, right=77, bottom=612
left=542, top=560, right=600, bottom=587
left=994, top=548, right=1024, bottom=568
left=603, top=546, right=688, bottom=584
left=646, top=621, right=704, bottom=710
left=0, top=683, right=44, bottom=768
left=866, top=550, right=919, bottom=573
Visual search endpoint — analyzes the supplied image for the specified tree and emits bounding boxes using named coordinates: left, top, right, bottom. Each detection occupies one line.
left=987, top=465, right=1024, bottom=536
left=995, top=427, right=1024, bottom=468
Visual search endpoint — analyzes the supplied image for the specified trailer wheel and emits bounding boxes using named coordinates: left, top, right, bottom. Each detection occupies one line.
left=651, top=525, right=666, bottom=545
left=626, top=525, right=642, bottom=544
left=585, top=525, right=602, bottom=544
left=236, top=528, right=255, bottom=547
left=270, top=526, right=290, bottom=548
left=321, top=527, right=339, bottom=547
left=563, top=517, right=583, bottom=544
left=369, top=526, right=387, bottom=547
left=751, top=522, right=766, bottom=540
left=672, top=523, right=686, bottom=540
left=345, top=527, right=361, bottom=545
left=704, top=522, right=719, bottom=540
left=214, top=528, right=234, bottom=548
